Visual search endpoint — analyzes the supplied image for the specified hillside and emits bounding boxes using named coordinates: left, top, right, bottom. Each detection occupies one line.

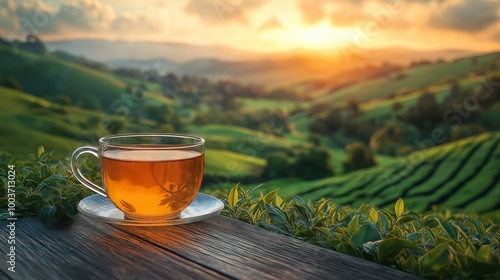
left=0, top=46, right=127, bottom=107
left=0, top=87, right=272, bottom=180
left=315, top=52, right=500, bottom=104
left=0, top=86, right=134, bottom=158
left=258, top=132, right=499, bottom=213
left=355, top=72, right=500, bottom=123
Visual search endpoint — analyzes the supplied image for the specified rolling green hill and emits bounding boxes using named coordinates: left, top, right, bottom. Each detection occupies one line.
left=204, top=149, right=266, bottom=179
left=316, top=52, right=500, bottom=105
left=0, top=46, right=125, bottom=107
left=354, top=74, right=492, bottom=123
left=0, top=87, right=271, bottom=181
left=0, top=86, right=128, bottom=158
left=237, top=97, right=305, bottom=112
left=258, top=132, right=500, bottom=213
left=190, top=124, right=374, bottom=174
left=0, top=46, right=171, bottom=109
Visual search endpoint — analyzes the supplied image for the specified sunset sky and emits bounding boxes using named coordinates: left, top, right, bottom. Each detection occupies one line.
left=1, top=0, right=499, bottom=53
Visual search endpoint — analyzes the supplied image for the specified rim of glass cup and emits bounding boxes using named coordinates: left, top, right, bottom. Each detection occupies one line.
left=99, top=133, right=205, bottom=150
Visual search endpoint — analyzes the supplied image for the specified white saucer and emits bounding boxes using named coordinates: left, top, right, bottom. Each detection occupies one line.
left=77, top=193, right=224, bottom=226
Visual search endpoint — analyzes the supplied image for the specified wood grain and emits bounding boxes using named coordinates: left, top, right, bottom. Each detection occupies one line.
left=1, top=215, right=421, bottom=280
left=0, top=218, right=230, bottom=280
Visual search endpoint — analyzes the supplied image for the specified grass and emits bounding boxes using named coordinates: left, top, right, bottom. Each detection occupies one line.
left=204, top=148, right=266, bottom=179
left=0, top=87, right=270, bottom=181
left=0, top=86, right=113, bottom=158
left=190, top=124, right=294, bottom=158
left=317, top=52, right=500, bottom=105
left=355, top=74, right=498, bottom=123
left=191, top=124, right=391, bottom=176
left=237, top=97, right=304, bottom=112
left=0, top=46, right=125, bottom=106
left=0, top=46, right=173, bottom=110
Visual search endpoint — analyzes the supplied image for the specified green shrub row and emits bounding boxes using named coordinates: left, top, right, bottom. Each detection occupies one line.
left=218, top=185, right=500, bottom=279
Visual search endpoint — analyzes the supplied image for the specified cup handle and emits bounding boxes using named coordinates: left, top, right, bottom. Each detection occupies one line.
left=71, top=146, right=107, bottom=197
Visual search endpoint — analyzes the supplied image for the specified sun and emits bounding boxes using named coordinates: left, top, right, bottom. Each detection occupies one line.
left=261, top=22, right=355, bottom=51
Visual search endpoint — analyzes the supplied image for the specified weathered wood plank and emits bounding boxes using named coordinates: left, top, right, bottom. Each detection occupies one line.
left=1, top=268, right=12, bottom=280
left=1, top=214, right=421, bottom=280
left=0, top=219, right=231, bottom=280
left=116, top=215, right=420, bottom=280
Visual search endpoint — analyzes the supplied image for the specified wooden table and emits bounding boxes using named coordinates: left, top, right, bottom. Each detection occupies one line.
left=1, top=215, right=419, bottom=279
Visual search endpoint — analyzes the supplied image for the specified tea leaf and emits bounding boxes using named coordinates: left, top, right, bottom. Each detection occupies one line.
left=347, top=215, right=360, bottom=235
left=436, top=219, right=458, bottom=240
left=228, top=183, right=239, bottom=208
left=266, top=204, right=287, bottom=224
left=263, top=189, right=279, bottom=203
left=37, top=145, right=45, bottom=159
left=421, top=242, right=449, bottom=272
left=248, top=184, right=262, bottom=196
left=351, top=223, right=381, bottom=247
left=369, top=208, right=379, bottom=224
left=395, top=198, right=404, bottom=217
left=476, top=245, right=492, bottom=263
left=377, top=238, right=419, bottom=264
left=40, top=205, right=57, bottom=226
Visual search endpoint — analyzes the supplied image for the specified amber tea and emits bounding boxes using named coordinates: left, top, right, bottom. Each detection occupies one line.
left=101, top=150, right=204, bottom=218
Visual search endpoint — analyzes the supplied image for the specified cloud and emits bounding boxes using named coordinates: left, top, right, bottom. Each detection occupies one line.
left=299, top=0, right=326, bottom=25
left=330, top=11, right=371, bottom=27
left=185, top=0, right=265, bottom=23
left=44, top=0, right=115, bottom=32
left=430, top=0, right=499, bottom=32
left=0, top=0, right=164, bottom=37
left=0, top=0, right=19, bottom=34
left=299, top=0, right=375, bottom=26
left=259, top=17, right=284, bottom=31
left=111, top=13, right=162, bottom=33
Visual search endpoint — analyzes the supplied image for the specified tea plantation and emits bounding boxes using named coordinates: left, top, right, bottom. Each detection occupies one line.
left=258, top=132, right=500, bottom=214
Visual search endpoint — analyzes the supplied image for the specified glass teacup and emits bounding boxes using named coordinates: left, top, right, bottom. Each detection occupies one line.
left=71, top=134, right=205, bottom=220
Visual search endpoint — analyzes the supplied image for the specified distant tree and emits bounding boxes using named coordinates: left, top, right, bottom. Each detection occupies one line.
left=346, top=96, right=360, bottom=113
left=147, top=105, right=167, bottom=124
left=310, top=118, right=328, bottom=135
left=0, top=76, right=21, bottom=90
left=78, top=95, right=101, bottom=111
left=294, top=147, right=335, bottom=180
left=105, top=119, right=125, bottom=134
left=268, top=87, right=301, bottom=100
left=392, top=101, right=403, bottom=112
left=20, top=34, right=47, bottom=55
left=370, top=123, right=419, bottom=156
left=491, top=74, right=500, bottom=103
left=112, top=67, right=144, bottom=80
left=307, top=134, right=322, bottom=146
left=147, top=104, right=182, bottom=130
left=395, top=72, right=407, bottom=80
left=156, top=123, right=176, bottom=133
left=416, top=91, right=440, bottom=126
left=87, top=115, right=102, bottom=128
left=263, top=151, right=292, bottom=179
left=396, top=145, right=414, bottom=157
left=450, top=123, right=487, bottom=141
left=343, top=142, right=376, bottom=172
left=324, top=109, right=343, bottom=132
left=449, top=80, right=460, bottom=97
left=55, top=95, right=72, bottom=106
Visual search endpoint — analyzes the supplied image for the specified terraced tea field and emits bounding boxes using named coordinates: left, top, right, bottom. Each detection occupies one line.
left=263, top=132, right=500, bottom=213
